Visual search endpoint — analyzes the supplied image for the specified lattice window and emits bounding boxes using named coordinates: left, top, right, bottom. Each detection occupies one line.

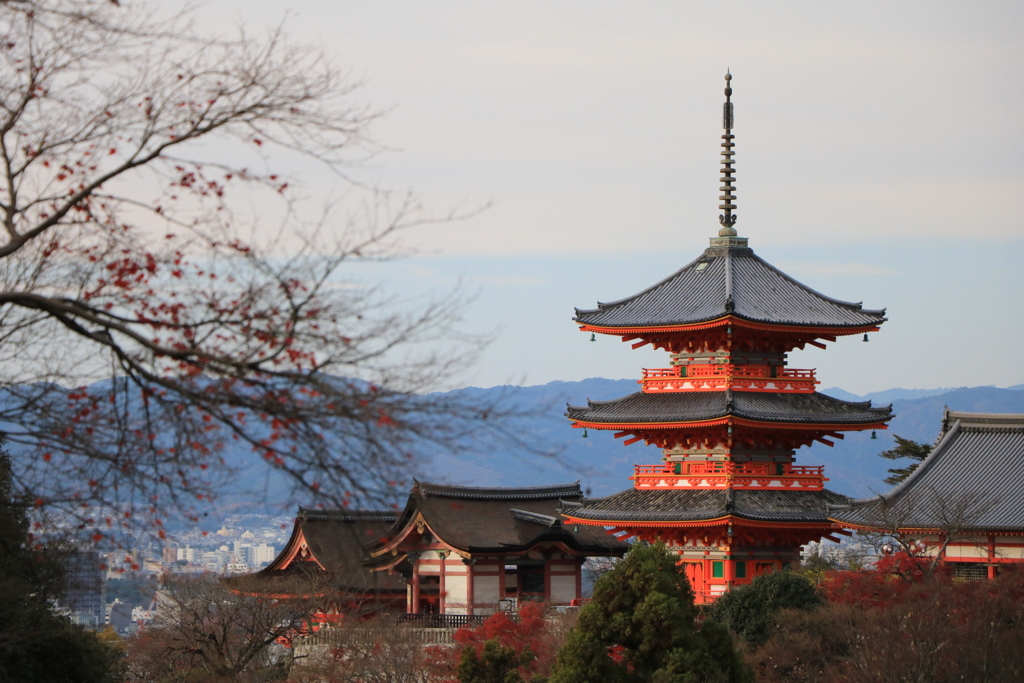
left=950, top=563, right=987, bottom=582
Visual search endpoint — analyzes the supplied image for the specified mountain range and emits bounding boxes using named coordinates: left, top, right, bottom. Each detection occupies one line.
left=74, top=379, right=1024, bottom=526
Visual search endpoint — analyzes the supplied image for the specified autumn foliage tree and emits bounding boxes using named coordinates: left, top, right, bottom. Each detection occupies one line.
left=407, top=602, right=574, bottom=682
left=0, top=0, right=506, bottom=543
left=449, top=602, right=565, bottom=682
left=747, top=564, right=1024, bottom=683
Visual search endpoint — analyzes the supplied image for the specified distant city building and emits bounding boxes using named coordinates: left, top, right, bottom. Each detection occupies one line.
left=62, top=549, right=107, bottom=629
left=131, top=606, right=155, bottom=625
left=251, top=543, right=276, bottom=566
left=107, top=599, right=133, bottom=633
left=104, top=549, right=138, bottom=579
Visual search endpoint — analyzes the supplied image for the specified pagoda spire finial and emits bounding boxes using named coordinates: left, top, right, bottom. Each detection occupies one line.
left=718, top=71, right=738, bottom=237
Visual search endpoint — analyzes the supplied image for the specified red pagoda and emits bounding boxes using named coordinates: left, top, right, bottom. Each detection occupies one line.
left=560, top=73, right=893, bottom=603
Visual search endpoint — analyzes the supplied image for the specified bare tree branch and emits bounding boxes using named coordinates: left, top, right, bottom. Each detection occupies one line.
left=0, top=1, right=529, bottom=547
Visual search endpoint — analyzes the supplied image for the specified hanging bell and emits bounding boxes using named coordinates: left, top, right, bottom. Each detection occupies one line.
left=863, top=334, right=869, bottom=342
left=582, top=429, right=589, bottom=439
left=590, top=333, right=596, bottom=342
left=871, top=431, right=877, bottom=440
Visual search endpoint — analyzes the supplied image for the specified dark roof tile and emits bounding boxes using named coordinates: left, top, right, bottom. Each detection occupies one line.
left=404, top=481, right=628, bottom=554
left=564, top=487, right=850, bottom=524
left=259, top=511, right=406, bottom=593
left=831, top=411, right=1024, bottom=531
left=567, top=390, right=892, bottom=426
left=414, top=482, right=582, bottom=500
left=575, top=247, right=885, bottom=330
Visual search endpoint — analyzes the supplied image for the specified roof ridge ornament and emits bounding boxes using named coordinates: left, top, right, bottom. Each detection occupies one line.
left=719, top=71, right=737, bottom=234
left=710, top=71, right=749, bottom=249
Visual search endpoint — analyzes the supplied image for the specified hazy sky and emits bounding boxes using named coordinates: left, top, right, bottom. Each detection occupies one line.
left=201, top=1, right=1024, bottom=394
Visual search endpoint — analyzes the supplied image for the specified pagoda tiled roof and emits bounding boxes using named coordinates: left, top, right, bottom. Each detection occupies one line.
left=574, top=245, right=886, bottom=330
left=562, top=487, right=850, bottom=524
left=830, top=411, right=1024, bottom=532
left=566, top=390, right=892, bottom=426
left=387, top=481, right=629, bottom=555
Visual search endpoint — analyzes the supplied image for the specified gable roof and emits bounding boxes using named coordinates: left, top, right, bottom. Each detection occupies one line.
left=830, top=410, right=1024, bottom=532
left=379, top=481, right=629, bottom=555
left=258, top=509, right=406, bottom=594
left=574, top=245, right=886, bottom=330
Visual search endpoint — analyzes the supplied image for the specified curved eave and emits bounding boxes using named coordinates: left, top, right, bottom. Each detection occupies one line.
left=465, top=537, right=626, bottom=556
left=369, top=516, right=624, bottom=559
left=569, top=417, right=890, bottom=432
left=577, top=316, right=884, bottom=337
left=828, top=518, right=1024, bottom=536
left=562, top=514, right=838, bottom=530
left=259, top=519, right=326, bottom=574
left=368, top=511, right=469, bottom=559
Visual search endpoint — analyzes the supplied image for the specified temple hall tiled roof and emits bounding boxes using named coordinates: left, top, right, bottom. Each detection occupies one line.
left=574, top=245, right=886, bottom=330
left=413, top=482, right=583, bottom=501
left=259, top=509, right=407, bottom=593
left=562, top=487, right=850, bottom=525
left=388, top=481, right=629, bottom=555
left=566, top=390, right=892, bottom=426
left=830, top=410, right=1024, bottom=532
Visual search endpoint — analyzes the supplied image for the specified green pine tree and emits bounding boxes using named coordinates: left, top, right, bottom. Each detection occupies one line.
left=458, top=638, right=532, bottom=683
left=704, top=570, right=821, bottom=645
left=879, top=434, right=931, bottom=485
left=548, top=542, right=751, bottom=683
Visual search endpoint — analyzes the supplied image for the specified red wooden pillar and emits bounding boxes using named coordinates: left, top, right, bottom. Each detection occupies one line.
left=575, top=558, right=583, bottom=601
left=438, top=550, right=447, bottom=615
left=703, top=558, right=712, bottom=599
left=411, top=556, right=421, bottom=614
left=543, top=557, right=552, bottom=601
left=988, top=534, right=997, bottom=580
left=466, top=561, right=475, bottom=615
left=499, top=561, right=507, bottom=598
left=724, top=556, right=735, bottom=589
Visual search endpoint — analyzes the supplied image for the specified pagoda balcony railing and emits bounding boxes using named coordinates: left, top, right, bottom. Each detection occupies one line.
left=639, top=365, right=818, bottom=394
left=632, top=462, right=826, bottom=491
